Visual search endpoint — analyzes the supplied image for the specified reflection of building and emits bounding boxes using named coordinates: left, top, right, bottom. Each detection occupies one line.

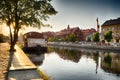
left=29, top=54, right=45, bottom=66
left=50, top=47, right=82, bottom=63
left=101, top=18, right=120, bottom=43
left=23, top=32, right=46, bottom=47
left=100, top=52, right=120, bottom=74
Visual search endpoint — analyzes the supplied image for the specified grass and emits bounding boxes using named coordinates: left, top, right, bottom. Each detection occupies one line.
left=37, top=68, right=51, bottom=80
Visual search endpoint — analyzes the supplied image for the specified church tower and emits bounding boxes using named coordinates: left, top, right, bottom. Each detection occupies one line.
left=96, top=18, right=100, bottom=33
left=67, top=25, right=70, bottom=30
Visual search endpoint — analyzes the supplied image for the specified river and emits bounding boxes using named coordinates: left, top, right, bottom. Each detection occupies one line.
left=28, top=46, right=120, bottom=80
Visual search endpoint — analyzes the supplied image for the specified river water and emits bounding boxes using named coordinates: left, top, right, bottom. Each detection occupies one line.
left=28, top=46, right=120, bottom=80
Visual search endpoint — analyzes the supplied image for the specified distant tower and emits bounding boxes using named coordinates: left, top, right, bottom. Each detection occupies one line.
left=96, top=17, right=100, bottom=33
left=67, top=25, right=70, bottom=30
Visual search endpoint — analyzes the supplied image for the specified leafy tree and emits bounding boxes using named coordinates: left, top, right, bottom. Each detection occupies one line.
left=86, top=37, right=91, bottom=42
left=69, top=33, right=76, bottom=42
left=48, top=37, right=58, bottom=42
left=0, top=0, right=57, bottom=51
left=93, top=32, right=100, bottom=43
left=65, top=36, right=70, bottom=42
left=104, top=31, right=113, bottom=43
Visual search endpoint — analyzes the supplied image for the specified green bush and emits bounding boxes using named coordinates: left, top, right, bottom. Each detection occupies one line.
left=0, top=34, right=9, bottom=43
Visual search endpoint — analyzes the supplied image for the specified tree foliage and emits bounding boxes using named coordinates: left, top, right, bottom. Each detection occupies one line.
left=86, top=37, right=91, bottom=42
left=104, top=31, right=113, bottom=43
left=69, top=33, right=76, bottom=42
left=48, top=37, right=58, bottom=42
left=93, top=32, right=100, bottom=42
left=0, top=0, right=57, bottom=51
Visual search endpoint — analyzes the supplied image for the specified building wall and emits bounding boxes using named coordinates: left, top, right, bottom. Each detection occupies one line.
left=101, top=24, right=120, bottom=43
left=27, top=38, right=46, bottom=47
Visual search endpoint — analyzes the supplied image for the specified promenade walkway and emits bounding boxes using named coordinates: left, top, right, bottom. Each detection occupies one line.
left=8, top=45, right=42, bottom=80
left=10, top=45, right=36, bottom=70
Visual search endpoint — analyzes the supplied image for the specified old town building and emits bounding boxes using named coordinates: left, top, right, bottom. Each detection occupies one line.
left=23, top=32, right=46, bottom=47
left=42, top=31, right=55, bottom=40
left=41, top=25, right=96, bottom=41
left=55, top=25, right=83, bottom=41
left=101, top=18, right=120, bottom=43
left=55, top=25, right=96, bottom=41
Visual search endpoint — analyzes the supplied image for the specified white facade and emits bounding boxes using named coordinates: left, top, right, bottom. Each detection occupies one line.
left=27, top=38, right=47, bottom=47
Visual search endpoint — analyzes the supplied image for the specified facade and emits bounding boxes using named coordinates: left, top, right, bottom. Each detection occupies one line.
left=23, top=32, right=46, bottom=47
left=42, top=31, right=55, bottom=40
left=82, top=28, right=96, bottom=41
left=101, top=18, right=120, bottom=43
left=41, top=25, right=96, bottom=41
left=55, top=25, right=83, bottom=41
left=55, top=25, right=96, bottom=41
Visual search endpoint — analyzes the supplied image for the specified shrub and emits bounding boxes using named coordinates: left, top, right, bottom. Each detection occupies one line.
left=0, top=34, right=9, bottom=43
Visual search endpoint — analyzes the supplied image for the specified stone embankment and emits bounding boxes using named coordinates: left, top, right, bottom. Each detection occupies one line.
left=0, top=43, right=10, bottom=80
left=48, top=42, right=120, bottom=52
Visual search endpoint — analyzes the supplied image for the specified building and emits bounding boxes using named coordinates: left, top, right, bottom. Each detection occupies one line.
left=23, top=32, right=46, bottom=47
left=55, top=25, right=96, bottom=41
left=81, top=28, right=96, bottom=41
left=101, top=18, right=120, bottom=43
left=42, top=31, right=55, bottom=40
left=55, top=25, right=83, bottom=41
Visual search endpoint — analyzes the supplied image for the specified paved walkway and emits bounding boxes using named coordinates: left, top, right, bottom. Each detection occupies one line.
left=10, top=45, right=36, bottom=70
left=8, top=45, right=42, bottom=80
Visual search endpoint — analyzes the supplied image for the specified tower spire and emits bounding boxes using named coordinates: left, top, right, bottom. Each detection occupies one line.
left=67, top=25, right=70, bottom=30
left=96, top=17, right=99, bottom=33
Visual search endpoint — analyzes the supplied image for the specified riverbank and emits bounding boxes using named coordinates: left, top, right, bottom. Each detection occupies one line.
left=0, top=43, right=10, bottom=80
left=48, top=42, right=120, bottom=52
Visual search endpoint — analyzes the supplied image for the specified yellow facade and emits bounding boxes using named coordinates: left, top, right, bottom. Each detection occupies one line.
left=101, top=24, right=120, bottom=43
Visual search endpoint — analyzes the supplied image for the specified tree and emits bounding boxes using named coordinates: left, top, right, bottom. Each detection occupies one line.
left=0, top=0, right=57, bottom=51
left=65, top=36, right=70, bottom=42
left=93, top=32, right=100, bottom=43
left=69, top=33, right=76, bottom=42
left=104, top=31, right=113, bottom=43
left=86, top=37, right=91, bottom=42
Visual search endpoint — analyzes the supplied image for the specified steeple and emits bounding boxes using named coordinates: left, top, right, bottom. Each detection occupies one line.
left=96, top=17, right=100, bottom=33
left=67, top=25, right=70, bottom=30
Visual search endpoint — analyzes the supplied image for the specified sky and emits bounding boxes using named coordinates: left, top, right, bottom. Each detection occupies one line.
left=1, top=0, right=120, bottom=34
left=39, top=0, right=120, bottom=32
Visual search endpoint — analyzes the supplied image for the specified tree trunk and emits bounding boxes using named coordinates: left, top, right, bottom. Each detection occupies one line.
left=9, top=0, right=19, bottom=51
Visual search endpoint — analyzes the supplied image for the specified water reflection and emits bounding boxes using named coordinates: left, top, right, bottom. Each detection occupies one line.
left=28, top=46, right=120, bottom=80
left=28, top=53, right=45, bottom=66
left=48, top=47, right=82, bottom=63
left=47, top=46, right=120, bottom=75
left=101, top=52, right=120, bottom=75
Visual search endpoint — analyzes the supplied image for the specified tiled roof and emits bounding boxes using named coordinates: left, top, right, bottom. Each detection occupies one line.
left=102, top=18, right=120, bottom=26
